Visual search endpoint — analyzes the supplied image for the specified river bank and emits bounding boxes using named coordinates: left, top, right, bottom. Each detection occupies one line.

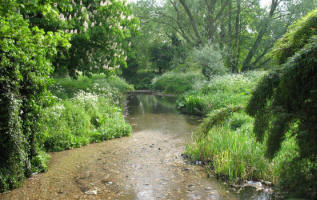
left=1, top=94, right=270, bottom=200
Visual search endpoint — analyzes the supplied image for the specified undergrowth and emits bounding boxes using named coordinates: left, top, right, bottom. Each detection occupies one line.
left=182, top=71, right=300, bottom=196
left=52, top=74, right=134, bottom=99
left=41, top=74, right=133, bottom=152
left=177, top=71, right=265, bottom=115
left=186, top=108, right=297, bottom=183
left=41, top=91, right=131, bottom=152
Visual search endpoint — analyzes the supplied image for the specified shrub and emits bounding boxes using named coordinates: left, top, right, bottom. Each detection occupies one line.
left=190, top=42, right=227, bottom=79
left=41, top=91, right=131, bottom=152
left=0, top=9, right=69, bottom=192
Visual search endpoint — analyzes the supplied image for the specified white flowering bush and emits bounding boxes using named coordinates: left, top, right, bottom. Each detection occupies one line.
left=40, top=74, right=133, bottom=151
left=41, top=90, right=131, bottom=151
left=56, top=0, right=140, bottom=77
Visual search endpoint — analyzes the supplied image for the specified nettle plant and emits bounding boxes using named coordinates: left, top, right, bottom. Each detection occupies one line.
left=57, top=0, right=140, bottom=77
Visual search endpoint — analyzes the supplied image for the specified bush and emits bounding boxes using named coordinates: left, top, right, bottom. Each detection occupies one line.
left=152, top=72, right=205, bottom=94
left=41, top=91, right=132, bottom=152
left=190, top=42, right=227, bottom=79
left=0, top=9, right=69, bottom=192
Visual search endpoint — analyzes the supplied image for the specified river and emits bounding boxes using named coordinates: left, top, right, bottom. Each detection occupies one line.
left=0, top=94, right=269, bottom=200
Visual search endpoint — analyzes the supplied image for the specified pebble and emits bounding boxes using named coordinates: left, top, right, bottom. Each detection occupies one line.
left=205, top=186, right=212, bottom=190
left=84, top=189, right=98, bottom=195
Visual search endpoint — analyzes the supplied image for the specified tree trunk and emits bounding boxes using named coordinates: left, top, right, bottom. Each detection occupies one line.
left=227, top=0, right=233, bottom=70
left=179, top=0, right=202, bottom=44
left=233, top=0, right=241, bottom=72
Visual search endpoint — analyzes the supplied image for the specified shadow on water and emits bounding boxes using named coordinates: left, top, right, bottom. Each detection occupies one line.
left=0, top=93, right=271, bottom=200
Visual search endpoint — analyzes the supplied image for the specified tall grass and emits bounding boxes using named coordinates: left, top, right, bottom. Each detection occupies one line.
left=183, top=71, right=299, bottom=186
left=186, top=110, right=297, bottom=183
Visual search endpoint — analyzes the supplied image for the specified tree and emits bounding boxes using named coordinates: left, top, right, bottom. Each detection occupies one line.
left=246, top=9, right=317, bottom=197
left=143, top=0, right=317, bottom=72
left=246, top=8, right=317, bottom=160
left=56, top=0, right=139, bottom=78
left=150, top=42, right=174, bottom=74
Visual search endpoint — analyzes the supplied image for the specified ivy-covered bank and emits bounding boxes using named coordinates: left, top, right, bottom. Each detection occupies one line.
left=0, top=73, right=133, bottom=192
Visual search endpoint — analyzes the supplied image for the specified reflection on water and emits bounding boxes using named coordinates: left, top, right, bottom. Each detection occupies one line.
left=0, top=94, right=268, bottom=200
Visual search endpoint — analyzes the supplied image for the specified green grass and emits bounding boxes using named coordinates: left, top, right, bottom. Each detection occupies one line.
left=152, top=71, right=205, bottom=94
left=186, top=109, right=297, bottom=183
left=182, top=71, right=299, bottom=188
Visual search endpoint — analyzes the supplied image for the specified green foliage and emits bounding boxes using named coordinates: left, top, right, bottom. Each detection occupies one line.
left=41, top=91, right=131, bottom=152
left=150, top=42, right=174, bottom=74
left=31, top=151, right=50, bottom=173
left=55, top=0, right=139, bottom=77
left=247, top=26, right=317, bottom=160
left=177, top=71, right=265, bottom=115
left=246, top=10, right=317, bottom=198
left=0, top=1, right=135, bottom=192
left=190, top=42, right=227, bottom=79
left=271, top=9, right=317, bottom=65
left=196, top=105, right=243, bottom=139
left=0, top=5, right=69, bottom=192
left=51, top=74, right=133, bottom=99
left=152, top=71, right=205, bottom=94
left=183, top=70, right=299, bottom=185
left=277, top=158, right=317, bottom=199
left=186, top=109, right=297, bottom=183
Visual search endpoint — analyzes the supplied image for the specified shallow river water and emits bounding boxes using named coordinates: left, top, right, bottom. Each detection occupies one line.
left=1, top=94, right=268, bottom=200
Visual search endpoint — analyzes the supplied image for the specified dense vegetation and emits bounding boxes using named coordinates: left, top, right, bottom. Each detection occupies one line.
left=126, top=1, right=316, bottom=198
left=246, top=9, right=317, bottom=196
left=0, top=0, right=137, bottom=192
left=1, top=0, right=317, bottom=199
